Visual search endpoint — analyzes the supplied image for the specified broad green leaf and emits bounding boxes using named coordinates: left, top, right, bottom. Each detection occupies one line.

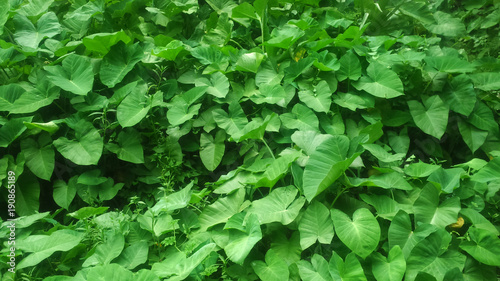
left=284, top=57, right=315, bottom=83
left=108, top=129, right=144, bottom=163
left=404, top=162, right=441, bottom=178
left=298, top=80, right=332, bottom=113
left=200, top=130, right=225, bottom=171
left=460, top=208, right=499, bottom=236
left=363, top=144, right=406, bottom=163
left=15, top=172, right=40, bottom=216
left=53, top=179, right=76, bottom=210
left=428, top=167, right=464, bottom=193
left=213, top=102, right=248, bottom=140
left=151, top=182, right=193, bottom=215
left=44, top=54, right=94, bottom=95
left=266, top=24, right=305, bottom=49
left=114, top=241, right=148, bottom=270
left=336, top=50, right=361, bottom=82
left=425, top=56, right=475, bottom=73
left=400, top=2, right=434, bottom=24
left=371, top=246, right=406, bottom=281
left=360, top=194, right=400, bottom=220
left=467, top=101, right=498, bottom=132
left=280, top=103, right=319, bottom=132
left=270, top=231, right=302, bottom=266
left=235, top=52, right=264, bottom=73
left=68, top=206, right=109, bottom=219
left=387, top=128, right=410, bottom=154
left=0, top=84, right=27, bottom=111
left=329, top=252, right=367, bottom=281
left=83, top=231, right=125, bottom=267
left=53, top=121, right=103, bottom=165
left=0, top=117, right=34, bottom=148
left=14, top=12, right=62, bottom=49
left=303, top=135, right=354, bottom=201
left=251, top=249, right=289, bottom=281
left=470, top=72, right=500, bottom=91
left=248, top=186, right=305, bottom=225
left=440, top=74, right=476, bottom=116
left=353, top=62, right=404, bottom=99
left=100, top=42, right=144, bottom=88
left=331, top=208, right=381, bottom=259
left=24, top=121, right=59, bottom=134
left=19, top=0, right=53, bottom=17
left=389, top=210, right=438, bottom=258
left=152, top=40, right=185, bottom=61
left=83, top=264, right=134, bottom=281
left=297, top=254, right=333, bottom=281
left=471, top=157, right=500, bottom=183
left=117, top=83, right=151, bottom=127
left=17, top=230, right=84, bottom=269
left=255, top=150, right=301, bottom=188
left=408, top=96, right=449, bottom=139
left=82, top=31, right=132, bottom=54
left=291, top=131, right=332, bottom=156
left=298, top=201, right=335, bottom=250
left=414, top=184, right=461, bottom=228
left=0, top=1, right=9, bottom=36
left=21, top=136, right=54, bottom=181
left=406, top=230, right=466, bottom=281
left=199, top=188, right=245, bottom=231
left=195, top=72, right=229, bottom=98
left=459, top=227, right=500, bottom=266
left=217, top=213, right=262, bottom=264
left=252, top=83, right=288, bottom=107
left=333, top=92, right=375, bottom=111
left=428, top=11, right=466, bottom=37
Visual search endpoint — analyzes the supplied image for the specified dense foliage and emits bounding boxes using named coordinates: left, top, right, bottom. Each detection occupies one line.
left=1, top=0, right=500, bottom=280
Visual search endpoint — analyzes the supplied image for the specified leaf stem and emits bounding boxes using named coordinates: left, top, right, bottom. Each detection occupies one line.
left=261, top=137, right=275, bottom=159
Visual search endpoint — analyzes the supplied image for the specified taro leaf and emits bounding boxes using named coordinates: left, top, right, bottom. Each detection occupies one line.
left=152, top=40, right=184, bottom=61
left=117, top=84, right=151, bottom=127
left=406, top=230, right=466, bottom=281
left=2, top=81, right=60, bottom=114
left=199, top=188, right=245, bottom=231
left=200, top=130, right=225, bottom=171
left=440, top=74, right=476, bottom=116
left=354, top=62, right=404, bottom=99
left=329, top=252, right=367, bottom=281
left=221, top=213, right=262, bottom=264
left=428, top=11, right=466, bottom=37
left=167, top=86, right=207, bottom=126
left=17, top=229, right=84, bottom=270
left=387, top=128, right=410, bottom=154
left=371, top=246, right=406, bottom=281
left=151, top=182, right=193, bottom=215
left=298, top=201, right=335, bottom=250
left=460, top=208, right=499, bottom=236
left=297, top=254, right=333, bottom=281
left=255, top=150, right=301, bottom=188
left=284, top=57, right=315, bottom=83
left=0, top=1, right=9, bottom=36
left=248, top=185, right=305, bottom=225
left=21, top=135, right=54, bottom=181
left=100, top=42, right=144, bottom=88
left=408, top=96, right=449, bottom=139
left=368, top=172, right=413, bottom=190
left=471, top=157, right=500, bottom=183
left=195, top=72, right=229, bottom=98
left=114, top=241, right=148, bottom=270
left=14, top=12, right=62, bottom=49
left=266, top=24, right=305, bottom=49
left=106, top=129, right=144, bottom=163
left=425, top=56, right=475, bottom=73
left=53, top=121, right=103, bottom=165
left=428, top=167, right=464, bottom=193
left=83, top=264, right=134, bottom=281
left=235, top=52, right=265, bottom=73
left=280, top=103, right=319, bottom=132
left=44, top=54, right=94, bottom=95
left=333, top=92, right=375, bottom=111
left=360, top=194, right=399, bottom=220
left=0, top=84, right=25, bottom=111
left=15, top=172, right=40, bottom=216
left=298, top=80, right=332, bottom=113
left=459, top=227, right=500, bottom=267
left=53, top=179, right=76, bottom=210
left=363, top=144, right=406, bottom=163
left=303, top=135, right=355, bottom=201
left=291, top=131, right=332, bottom=156
left=83, top=231, right=125, bottom=267
left=404, top=162, right=441, bottom=178
left=467, top=101, right=498, bottom=132
left=330, top=208, right=381, bottom=259
left=82, top=31, right=132, bottom=54
left=213, top=102, right=248, bottom=140
left=470, top=72, right=500, bottom=91
left=414, top=184, right=460, bottom=228
left=0, top=116, right=34, bottom=148
left=252, top=83, right=288, bottom=107
left=336, top=51, right=361, bottom=81
left=251, top=249, right=289, bottom=281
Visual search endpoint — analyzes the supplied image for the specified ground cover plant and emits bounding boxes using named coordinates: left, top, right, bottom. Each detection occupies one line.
left=1, top=0, right=500, bottom=280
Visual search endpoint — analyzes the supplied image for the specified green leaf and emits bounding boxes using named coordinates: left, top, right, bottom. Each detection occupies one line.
left=251, top=249, right=289, bottom=281
left=0, top=84, right=27, bottom=111
left=266, top=24, right=305, bottom=49
left=195, top=72, right=229, bottom=98
left=68, top=206, right=109, bottom=219
left=106, top=129, right=144, bottom=163
left=471, top=157, right=500, bottom=183
left=460, top=227, right=500, bottom=266
left=428, top=11, right=466, bottom=37
left=200, top=130, right=225, bottom=171
left=116, top=83, right=151, bottom=127
left=151, top=182, right=193, bottom=215
left=83, top=31, right=132, bottom=55
left=248, top=186, right=305, bottom=225
left=336, top=50, right=361, bottom=81
left=114, top=241, right=149, bottom=270
left=21, top=136, right=54, bottom=181
left=280, top=103, right=319, bottom=132
left=330, top=208, right=381, bottom=259
left=83, top=231, right=125, bottom=267
left=299, top=201, right=335, bottom=250
left=16, top=172, right=40, bottom=216
left=298, top=80, right=333, bottom=113
left=354, top=62, right=404, bottom=99
left=360, top=194, right=400, bottom=220
left=7, top=81, right=60, bottom=114
left=14, top=12, right=62, bottom=49
left=153, top=40, right=185, bottom=61
left=235, top=52, right=265, bottom=73
left=0, top=117, right=34, bottom=148
left=297, top=254, right=333, bottom=281
left=467, top=101, right=498, bottom=132
left=428, top=167, right=464, bottom=193
left=425, top=56, right=475, bottom=73
left=99, top=42, right=144, bottom=88
left=333, top=92, right=375, bottom=111
left=363, top=144, right=406, bottom=163
left=440, top=74, right=476, bottom=116
left=404, top=162, right=441, bottom=178
left=408, top=96, right=449, bottom=139
left=218, top=213, right=263, bottom=264
left=24, top=121, right=59, bottom=134
left=17, top=230, right=84, bottom=269
left=53, top=179, right=76, bottom=210
left=371, top=246, right=406, bottom=281
left=44, top=54, right=94, bottom=95
left=414, top=184, right=461, bottom=228
left=199, top=188, right=245, bottom=231
left=470, top=72, right=500, bottom=91
left=368, top=172, right=413, bottom=190
left=329, top=252, right=367, bottom=281
left=53, top=121, right=103, bottom=165
left=303, top=135, right=355, bottom=201
left=252, top=83, right=288, bottom=107
left=291, top=131, right=332, bottom=156
left=167, top=86, right=207, bottom=126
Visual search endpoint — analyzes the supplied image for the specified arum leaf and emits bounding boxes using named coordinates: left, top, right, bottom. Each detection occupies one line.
left=195, top=72, right=229, bottom=98
left=329, top=252, right=367, bottom=281
left=14, top=12, right=62, bottom=49
left=251, top=249, right=289, bottom=281
left=440, top=74, right=476, bottom=116
left=21, top=136, right=54, bottom=181
left=199, top=188, right=245, bottom=231
left=330, top=208, right=380, bottom=259
left=100, top=42, right=144, bottom=88
left=428, top=168, right=464, bottom=193
left=114, top=241, right=149, bottom=270
left=106, top=129, right=144, bottom=164
left=45, top=54, right=94, bottom=96
left=369, top=172, right=413, bottom=190
left=53, top=179, right=76, bottom=210
left=298, top=80, right=332, bottom=113
left=459, top=227, right=500, bottom=267
left=248, top=186, right=305, bottom=225
left=213, top=102, right=248, bottom=140
left=336, top=51, right=361, bottom=81
left=425, top=56, right=475, bottom=73
left=471, top=157, right=500, bottom=183
left=297, top=254, right=333, bottom=281
left=298, top=201, right=335, bottom=250
left=235, top=52, right=265, bottom=73
left=117, top=82, right=150, bottom=127
left=200, top=130, right=225, bottom=171
left=428, top=11, right=466, bottom=37
left=53, top=121, right=103, bottom=165
left=363, top=144, right=406, bottom=163
left=280, top=103, right=319, bottom=132
left=414, top=184, right=461, bottom=228
left=371, top=246, right=406, bottom=281
left=83, top=31, right=132, bottom=55
left=408, top=96, right=449, bottom=139
left=353, top=62, right=404, bottom=99
left=404, top=162, right=441, bottom=178
left=470, top=72, right=500, bottom=91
